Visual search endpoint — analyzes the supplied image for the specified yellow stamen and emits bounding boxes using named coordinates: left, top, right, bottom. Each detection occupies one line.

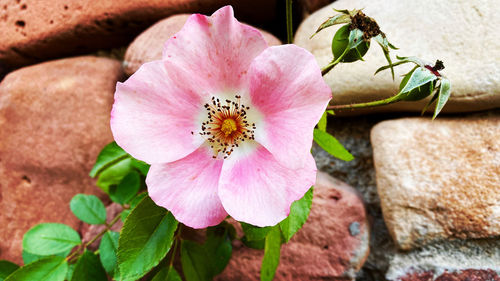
left=221, top=118, right=237, bottom=136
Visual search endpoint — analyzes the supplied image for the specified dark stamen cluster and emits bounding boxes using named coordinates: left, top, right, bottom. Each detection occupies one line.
left=193, top=95, right=255, bottom=159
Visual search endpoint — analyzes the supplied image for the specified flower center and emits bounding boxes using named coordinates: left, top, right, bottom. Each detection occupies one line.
left=195, top=95, right=256, bottom=159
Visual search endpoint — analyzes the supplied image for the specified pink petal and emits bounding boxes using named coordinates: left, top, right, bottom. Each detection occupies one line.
left=111, top=60, right=205, bottom=164
left=147, top=145, right=228, bottom=229
left=218, top=142, right=317, bottom=227
left=248, top=45, right=332, bottom=169
left=162, top=6, right=268, bottom=94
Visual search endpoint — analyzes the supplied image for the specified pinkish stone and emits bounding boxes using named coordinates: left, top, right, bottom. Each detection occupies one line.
left=216, top=172, right=370, bottom=280
left=0, top=56, right=122, bottom=264
left=123, top=14, right=282, bottom=76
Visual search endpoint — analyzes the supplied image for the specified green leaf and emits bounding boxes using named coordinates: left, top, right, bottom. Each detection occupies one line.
left=204, top=228, right=232, bottom=275
left=121, top=192, right=148, bottom=221
left=181, top=241, right=211, bottom=281
left=317, top=112, right=327, bottom=132
left=260, top=226, right=281, bottom=281
left=398, top=67, right=438, bottom=97
left=89, top=142, right=129, bottom=178
left=70, top=251, right=107, bottom=281
left=99, top=231, right=119, bottom=275
left=332, top=25, right=369, bottom=63
left=96, top=157, right=135, bottom=193
left=374, top=34, right=396, bottom=80
left=69, top=194, right=107, bottom=225
left=151, top=266, right=182, bottom=281
left=131, top=159, right=150, bottom=176
left=240, top=223, right=272, bottom=242
left=23, top=223, right=81, bottom=256
left=241, top=237, right=265, bottom=250
left=5, top=256, right=67, bottom=281
left=311, top=14, right=351, bottom=38
left=21, top=250, right=71, bottom=265
left=117, top=196, right=178, bottom=281
left=313, top=129, right=354, bottom=161
left=433, top=78, right=451, bottom=119
left=110, top=171, right=141, bottom=205
left=280, top=187, right=313, bottom=242
left=66, top=264, right=75, bottom=281
left=0, top=261, right=19, bottom=281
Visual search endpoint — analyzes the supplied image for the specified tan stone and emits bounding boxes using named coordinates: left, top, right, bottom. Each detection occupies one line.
left=294, top=0, right=500, bottom=114
left=123, top=14, right=282, bottom=76
left=0, top=0, right=276, bottom=69
left=216, top=172, right=370, bottom=280
left=0, top=56, right=122, bottom=264
left=371, top=114, right=500, bottom=250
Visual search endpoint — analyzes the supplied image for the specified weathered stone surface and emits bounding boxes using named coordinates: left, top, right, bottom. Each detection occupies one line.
left=0, top=0, right=276, bottom=69
left=216, top=172, right=369, bottom=280
left=123, top=14, right=282, bottom=76
left=294, top=0, right=500, bottom=114
left=0, top=56, right=122, bottom=264
left=371, top=114, right=500, bottom=250
left=386, top=239, right=500, bottom=281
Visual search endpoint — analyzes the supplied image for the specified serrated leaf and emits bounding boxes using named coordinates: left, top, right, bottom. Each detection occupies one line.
left=181, top=241, right=211, bottom=281
left=399, top=67, right=438, bottom=95
left=240, top=223, right=272, bottom=242
left=5, top=256, right=67, bottom=281
left=151, top=266, right=182, bottom=281
left=433, top=78, right=451, bottom=119
left=70, top=251, right=107, bottom=281
left=313, top=129, right=354, bottom=161
left=131, top=159, right=150, bottom=176
left=121, top=192, right=148, bottom=221
left=69, top=194, right=107, bottom=225
left=23, top=223, right=81, bottom=256
left=280, top=187, right=313, bottom=242
left=90, top=142, right=129, bottom=178
left=99, top=231, right=119, bottom=275
left=317, top=112, right=327, bottom=132
left=0, top=261, right=19, bottom=281
left=110, top=171, right=141, bottom=205
left=260, top=226, right=281, bottom=281
left=311, top=14, right=351, bottom=38
left=117, top=196, right=178, bottom=281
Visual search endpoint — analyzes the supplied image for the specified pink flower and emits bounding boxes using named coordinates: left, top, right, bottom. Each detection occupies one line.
left=111, top=6, right=331, bottom=228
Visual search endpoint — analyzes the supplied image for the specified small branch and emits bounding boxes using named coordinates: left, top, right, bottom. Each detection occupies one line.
left=66, top=212, right=122, bottom=262
left=326, top=96, right=400, bottom=110
left=286, top=0, right=293, bottom=44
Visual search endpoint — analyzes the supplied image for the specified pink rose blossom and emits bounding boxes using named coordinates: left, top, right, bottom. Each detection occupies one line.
left=111, top=6, right=331, bottom=228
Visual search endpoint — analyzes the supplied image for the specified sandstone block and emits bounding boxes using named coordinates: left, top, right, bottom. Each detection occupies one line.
left=0, top=56, right=122, bottom=264
left=371, top=114, right=500, bottom=249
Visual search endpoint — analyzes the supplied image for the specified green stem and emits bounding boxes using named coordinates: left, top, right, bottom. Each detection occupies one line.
left=327, top=95, right=400, bottom=110
left=66, top=213, right=122, bottom=262
left=167, top=225, right=183, bottom=268
left=321, top=47, right=350, bottom=76
left=286, top=0, right=293, bottom=44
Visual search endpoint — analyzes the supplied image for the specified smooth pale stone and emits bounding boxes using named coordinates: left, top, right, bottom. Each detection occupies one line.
left=123, top=14, right=282, bottom=76
left=216, top=172, right=370, bottom=280
left=0, top=56, right=122, bottom=264
left=371, top=114, right=500, bottom=250
left=294, top=0, right=500, bottom=114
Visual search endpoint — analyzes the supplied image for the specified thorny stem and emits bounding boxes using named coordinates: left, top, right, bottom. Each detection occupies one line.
left=326, top=95, right=400, bottom=111
left=66, top=212, right=123, bottom=262
left=286, top=0, right=293, bottom=44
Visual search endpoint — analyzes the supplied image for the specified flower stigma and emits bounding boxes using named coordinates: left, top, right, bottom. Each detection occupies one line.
left=194, top=95, right=256, bottom=159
